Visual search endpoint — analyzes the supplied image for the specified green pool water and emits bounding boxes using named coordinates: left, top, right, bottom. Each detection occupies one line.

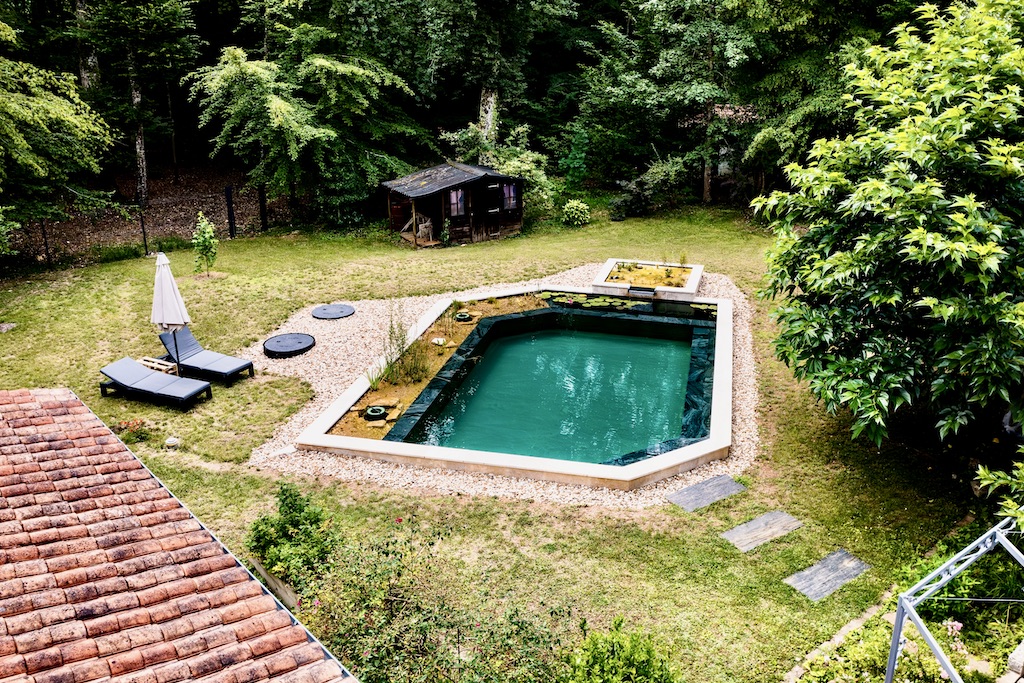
left=414, top=329, right=691, bottom=462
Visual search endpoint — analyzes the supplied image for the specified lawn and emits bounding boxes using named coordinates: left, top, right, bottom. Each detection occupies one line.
left=0, top=208, right=972, bottom=681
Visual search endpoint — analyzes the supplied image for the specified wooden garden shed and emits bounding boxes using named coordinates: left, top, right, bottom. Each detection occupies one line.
left=383, top=162, right=524, bottom=246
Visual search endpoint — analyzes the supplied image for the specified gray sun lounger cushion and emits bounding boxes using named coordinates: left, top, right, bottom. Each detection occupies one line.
left=100, top=357, right=212, bottom=408
left=160, top=326, right=254, bottom=383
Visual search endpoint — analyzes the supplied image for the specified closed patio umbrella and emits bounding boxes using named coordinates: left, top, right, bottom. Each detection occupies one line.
left=150, top=252, right=191, bottom=371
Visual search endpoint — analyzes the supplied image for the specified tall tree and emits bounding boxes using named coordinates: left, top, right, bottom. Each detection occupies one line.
left=0, top=18, right=111, bottom=256
left=75, top=0, right=199, bottom=206
left=571, top=0, right=756, bottom=198
left=189, top=18, right=421, bottom=223
left=754, top=0, right=1024, bottom=444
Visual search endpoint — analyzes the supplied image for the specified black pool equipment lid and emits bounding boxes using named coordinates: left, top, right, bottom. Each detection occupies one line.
left=312, top=304, right=355, bottom=320
left=264, top=333, right=316, bottom=358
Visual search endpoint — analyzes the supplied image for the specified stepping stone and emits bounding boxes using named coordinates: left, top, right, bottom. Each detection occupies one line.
left=666, top=475, right=745, bottom=512
left=722, top=511, right=803, bottom=552
left=784, top=550, right=869, bottom=602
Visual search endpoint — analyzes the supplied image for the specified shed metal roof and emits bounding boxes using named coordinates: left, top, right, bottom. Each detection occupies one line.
left=382, top=162, right=516, bottom=199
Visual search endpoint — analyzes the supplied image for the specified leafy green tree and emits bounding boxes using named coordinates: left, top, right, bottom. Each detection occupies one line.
left=754, top=0, right=1024, bottom=445
left=189, top=15, right=421, bottom=223
left=0, top=19, right=110, bottom=255
left=736, top=0, right=917, bottom=186
left=572, top=0, right=756, bottom=198
left=191, top=211, right=218, bottom=275
left=74, top=0, right=200, bottom=206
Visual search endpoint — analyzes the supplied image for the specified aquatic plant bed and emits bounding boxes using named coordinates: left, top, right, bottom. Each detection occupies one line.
left=593, top=258, right=704, bottom=301
left=328, top=294, right=548, bottom=440
left=297, top=284, right=733, bottom=490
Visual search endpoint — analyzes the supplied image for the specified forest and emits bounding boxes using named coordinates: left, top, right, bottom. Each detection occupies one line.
left=0, top=0, right=922, bottom=256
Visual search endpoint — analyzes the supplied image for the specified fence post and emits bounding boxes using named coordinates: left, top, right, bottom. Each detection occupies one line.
left=225, top=185, right=237, bottom=238
left=258, top=184, right=269, bottom=232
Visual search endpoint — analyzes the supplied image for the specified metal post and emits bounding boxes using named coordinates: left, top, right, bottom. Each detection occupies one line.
left=225, top=185, right=237, bottom=238
left=884, top=599, right=906, bottom=683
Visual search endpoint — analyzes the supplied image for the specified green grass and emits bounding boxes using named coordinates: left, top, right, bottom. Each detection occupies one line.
left=0, top=208, right=974, bottom=681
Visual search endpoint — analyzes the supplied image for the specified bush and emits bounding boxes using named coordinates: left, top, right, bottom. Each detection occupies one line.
left=192, top=211, right=219, bottom=275
left=304, top=527, right=571, bottom=683
left=607, top=195, right=631, bottom=222
left=245, top=482, right=341, bottom=590
left=152, top=235, right=191, bottom=253
left=562, top=200, right=591, bottom=229
left=798, top=613, right=979, bottom=683
left=91, top=243, right=145, bottom=263
left=563, top=617, right=679, bottom=683
left=898, top=517, right=1024, bottom=664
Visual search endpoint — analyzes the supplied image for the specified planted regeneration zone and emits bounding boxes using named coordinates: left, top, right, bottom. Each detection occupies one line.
left=298, top=283, right=733, bottom=489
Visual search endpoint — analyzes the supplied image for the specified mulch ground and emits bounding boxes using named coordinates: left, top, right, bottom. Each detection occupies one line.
left=9, top=168, right=287, bottom=265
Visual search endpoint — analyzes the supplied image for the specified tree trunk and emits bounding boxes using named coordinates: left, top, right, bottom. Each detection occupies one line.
left=478, top=89, right=499, bottom=165
left=75, top=0, right=100, bottom=90
left=166, top=82, right=179, bottom=183
left=703, top=159, right=712, bottom=204
left=129, top=72, right=149, bottom=208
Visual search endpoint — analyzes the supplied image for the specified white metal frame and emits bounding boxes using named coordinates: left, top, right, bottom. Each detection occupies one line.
left=886, top=516, right=1024, bottom=683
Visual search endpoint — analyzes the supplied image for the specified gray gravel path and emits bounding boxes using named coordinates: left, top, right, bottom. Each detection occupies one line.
left=243, top=264, right=759, bottom=509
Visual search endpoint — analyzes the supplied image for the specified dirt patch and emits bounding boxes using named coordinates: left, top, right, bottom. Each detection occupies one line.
left=8, top=167, right=288, bottom=264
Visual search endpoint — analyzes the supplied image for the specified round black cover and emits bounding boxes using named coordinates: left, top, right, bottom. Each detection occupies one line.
left=264, top=333, right=316, bottom=358
left=312, top=304, right=355, bottom=320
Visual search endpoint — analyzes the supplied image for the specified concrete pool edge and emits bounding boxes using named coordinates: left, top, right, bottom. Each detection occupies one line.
left=295, top=285, right=733, bottom=491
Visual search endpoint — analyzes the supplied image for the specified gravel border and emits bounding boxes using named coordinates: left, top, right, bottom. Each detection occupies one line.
left=244, top=264, right=759, bottom=509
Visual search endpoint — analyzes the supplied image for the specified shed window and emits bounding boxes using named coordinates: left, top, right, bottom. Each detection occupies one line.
left=449, top=189, right=465, bottom=217
left=503, top=184, right=518, bottom=210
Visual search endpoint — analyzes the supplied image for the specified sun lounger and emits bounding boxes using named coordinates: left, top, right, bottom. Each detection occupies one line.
left=159, top=326, right=255, bottom=384
left=100, top=357, right=212, bottom=408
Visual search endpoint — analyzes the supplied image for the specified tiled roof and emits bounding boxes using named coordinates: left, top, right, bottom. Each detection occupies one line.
left=0, top=388, right=355, bottom=683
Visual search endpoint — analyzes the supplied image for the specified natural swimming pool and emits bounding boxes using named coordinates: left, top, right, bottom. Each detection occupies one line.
left=384, top=308, right=715, bottom=466
left=299, top=285, right=732, bottom=490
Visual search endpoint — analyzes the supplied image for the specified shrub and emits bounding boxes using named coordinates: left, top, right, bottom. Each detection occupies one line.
left=192, top=211, right=219, bottom=275
left=245, top=482, right=341, bottom=590
left=798, top=613, right=977, bottom=683
left=303, top=527, right=571, bottom=683
left=563, top=617, right=679, bottom=683
left=153, top=235, right=191, bottom=253
left=91, top=243, right=145, bottom=263
left=562, top=200, right=591, bottom=229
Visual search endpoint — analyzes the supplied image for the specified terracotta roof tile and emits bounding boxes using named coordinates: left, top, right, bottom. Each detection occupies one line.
left=0, top=390, right=356, bottom=683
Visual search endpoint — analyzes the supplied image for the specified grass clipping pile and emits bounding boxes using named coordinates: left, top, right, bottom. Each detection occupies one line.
left=329, top=294, right=549, bottom=439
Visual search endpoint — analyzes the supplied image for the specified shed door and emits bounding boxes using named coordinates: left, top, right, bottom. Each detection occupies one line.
left=480, top=182, right=503, bottom=236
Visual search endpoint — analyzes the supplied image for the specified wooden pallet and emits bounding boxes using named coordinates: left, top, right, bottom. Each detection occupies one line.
left=138, top=356, right=178, bottom=375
